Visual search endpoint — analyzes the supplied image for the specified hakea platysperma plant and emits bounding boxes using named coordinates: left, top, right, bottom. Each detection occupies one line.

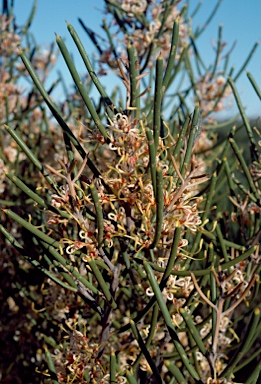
left=1, top=1, right=261, bottom=383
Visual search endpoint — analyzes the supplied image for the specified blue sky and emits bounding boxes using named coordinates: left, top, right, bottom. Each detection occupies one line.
left=14, top=0, right=261, bottom=118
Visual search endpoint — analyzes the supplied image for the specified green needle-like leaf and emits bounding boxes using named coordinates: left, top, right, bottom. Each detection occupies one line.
left=3, top=209, right=60, bottom=247
left=88, top=258, right=117, bottom=308
left=67, top=22, right=116, bottom=110
left=244, top=360, right=261, bottom=384
left=110, top=352, right=116, bottom=384
left=144, top=262, right=200, bottom=381
left=180, top=308, right=206, bottom=355
left=21, top=0, right=38, bottom=37
left=153, top=53, right=163, bottom=149
left=247, top=71, right=261, bottom=100
left=229, top=138, right=259, bottom=200
left=165, top=360, right=187, bottom=384
left=181, top=106, right=200, bottom=176
left=5, top=171, right=48, bottom=208
left=126, top=370, right=138, bottom=384
left=222, top=308, right=260, bottom=379
left=44, top=347, right=59, bottom=384
left=228, top=77, right=258, bottom=161
left=130, top=320, right=163, bottom=384
left=163, top=22, right=179, bottom=90
left=19, top=49, right=104, bottom=181
left=127, top=43, right=140, bottom=116
left=56, top=34, right=108, bottom=140
left=211, top=24, right=223, bottom=79
left=0, top=224, right=77, bottom=292
left=150, top=167, right=164, bottom=249
left=233, top=42, right=259, bottom=82
left=5, top=125, right=58, bottom=192
left=194, top=0, right=223, bottom=38
left=215, top=223, right=229, bottom=263
left=161, top=226, right=182, bottom=282
left=40, top=241, right=100, bottom=297
left=89, top=183, right=104, bottom=247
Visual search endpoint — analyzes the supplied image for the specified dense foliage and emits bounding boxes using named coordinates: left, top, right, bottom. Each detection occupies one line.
left=1, top=1, right=260, bottom=383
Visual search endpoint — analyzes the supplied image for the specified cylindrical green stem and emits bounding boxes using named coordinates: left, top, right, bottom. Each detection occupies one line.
left=110, top=352, right=116, bottom=384
left=228, top=77, right=258, bottom=161
left=181, top=106, right=200, bottom=176
left=165, top=360, right=187, bottom=384
left=44, top=347, right=59, bottom=384
left=150, top=167, right=164, bottom=249
left=153, top=53, right=163, bottom=149
left=229, top=138, right=259, bottom=200
left=246, top=71, right=261, bottom=100
left=127, top=43, right=140, bottom=117
left=163, top=22, right=179, bottom=90
left=180, top=308, right=206, bottom=355
left=89, top=183, right=104, bottom=247
left=88, top=258, right=117, bottom=308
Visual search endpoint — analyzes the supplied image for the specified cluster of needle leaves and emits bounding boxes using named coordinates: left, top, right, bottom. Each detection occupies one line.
left=0, top=1, right=260, bottom=383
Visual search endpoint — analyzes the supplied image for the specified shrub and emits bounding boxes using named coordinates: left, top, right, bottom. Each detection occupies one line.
left=1, top=1, right=260, bottom=383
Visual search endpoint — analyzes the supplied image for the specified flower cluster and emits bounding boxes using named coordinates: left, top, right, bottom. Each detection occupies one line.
left=53, top=330, right=102, bottom=383
left=121, top=0, right=147, bottom=16
left=100, top=0, right=189, bottom=71
left=0, top=15, right=20, bottom=56
left=195, top=73, right=232, bottom=116
left=0, top=70, right=22, bottom=124
left=0, top=158, right=7, bottom=193
left=48, top=109, right=207, bottom=263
